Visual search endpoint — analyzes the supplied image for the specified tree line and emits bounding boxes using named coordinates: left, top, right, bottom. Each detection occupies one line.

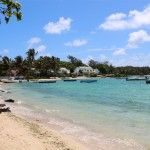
left=1, top=49, right=150, bottom=78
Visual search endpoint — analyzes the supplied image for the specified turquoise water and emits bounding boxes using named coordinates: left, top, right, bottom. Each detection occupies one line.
left=3, top=78, right=150, bottom=149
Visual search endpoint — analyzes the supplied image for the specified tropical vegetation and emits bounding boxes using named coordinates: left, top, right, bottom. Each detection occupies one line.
left=1, top=49, right=150, bottom=78
left=0, top=0, right=22, bottom=23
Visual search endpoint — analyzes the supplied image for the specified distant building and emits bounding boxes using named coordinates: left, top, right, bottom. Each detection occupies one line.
left=93, top=69, right=99, bottom=74
left=74, top=66, right=99, bottom=75
left=58, top=67, right=70, bottom=74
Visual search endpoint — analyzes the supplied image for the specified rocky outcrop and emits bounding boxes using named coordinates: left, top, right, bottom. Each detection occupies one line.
left=0, top=107, right=11, bottom=113
left=0, top=103, right=11, bottom=113
left=5, top=99, right=15, bottom=103
left=0, top=104, right=6, bottom=107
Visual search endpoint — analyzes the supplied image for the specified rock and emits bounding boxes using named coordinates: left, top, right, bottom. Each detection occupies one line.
left=0, top=90, right=5, bottom=92
left=5, top=99, right=15, bottom=103
left=0, top=107, right=11, bottom=113
left=0, top=104, right=6, bottom=107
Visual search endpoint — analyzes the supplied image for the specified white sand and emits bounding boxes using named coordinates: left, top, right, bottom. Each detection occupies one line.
left=0, top=113, right=88, bottom=150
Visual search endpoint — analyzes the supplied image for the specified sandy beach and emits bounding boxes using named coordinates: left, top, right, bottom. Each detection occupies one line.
left=0, top=83, right=88, bottom=150
left=0, top=112, right=88, bottom=150
left=0, top=82, right=148, bottom=150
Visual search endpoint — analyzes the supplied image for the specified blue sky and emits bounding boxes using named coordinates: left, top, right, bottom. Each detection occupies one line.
left=1, top=0, right=150, bottom=66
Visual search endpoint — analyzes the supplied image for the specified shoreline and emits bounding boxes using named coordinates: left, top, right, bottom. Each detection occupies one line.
left=0, top=83, right=88, bottom=150
left=0, top=112, right=88, bottom=150
left=0, top=82, right=147, bottom=150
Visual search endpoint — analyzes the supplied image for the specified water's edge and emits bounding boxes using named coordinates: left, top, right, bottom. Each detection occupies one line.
left=1, top=79, right=149, bottom=150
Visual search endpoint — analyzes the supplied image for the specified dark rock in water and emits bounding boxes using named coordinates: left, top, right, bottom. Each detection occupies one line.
left=0, top=90, right=5, bottom=92
left=0, top=104, right=6, bottom=107
left=5, top=99, right=15, bottom=103
left=0, top=107, right=11, bottom=113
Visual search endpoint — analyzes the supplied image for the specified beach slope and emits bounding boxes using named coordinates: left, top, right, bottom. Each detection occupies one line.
left=0, top=113, right=87, bottom=150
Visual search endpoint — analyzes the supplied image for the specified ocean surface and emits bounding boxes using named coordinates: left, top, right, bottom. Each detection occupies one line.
left=2, top=78, right=150, bottom=150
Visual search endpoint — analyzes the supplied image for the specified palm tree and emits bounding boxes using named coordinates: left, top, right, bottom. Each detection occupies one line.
left=26, top=49, right=38, bottom=79
left=0, top=55, right=2, bottom=75
left=2, top=56, right=10, bottom=75
left=50, top=56, right=60, bottom=76
left=14, top=55, right=23, bottom=75
left=26, top=49, right=37, bottom=64
left=14, top=56, right=23, bottom=67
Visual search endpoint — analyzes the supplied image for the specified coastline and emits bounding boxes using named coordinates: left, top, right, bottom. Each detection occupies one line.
left=0, top=113, right=88, bottom=150
left=0, top=82, right=89, bottom=150
left=0, top=82, right=147, bottom=150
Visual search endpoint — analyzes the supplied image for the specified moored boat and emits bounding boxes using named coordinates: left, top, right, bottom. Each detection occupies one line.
left=63, top=79, right=77, bottom=82
left=1, top=79, right=22, bottom=83
left=38, top=79, right=57, bottom=83
left=126, top=76, right=146, bottom=81
left=80, top=79, right=97, bottom=83
left=146, top=80, right=150, bottom=84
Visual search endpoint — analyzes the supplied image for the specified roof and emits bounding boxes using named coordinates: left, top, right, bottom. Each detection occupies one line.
left=75, top=66, right=93, bottom=69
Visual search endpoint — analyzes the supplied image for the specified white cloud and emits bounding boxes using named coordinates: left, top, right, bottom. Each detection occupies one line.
left=88, top=47, right=114, bottom=52
left=82, top=54, right=108, bottom=64
left=100, top=54, right=107, bottom=61
left=27, top=37, right=47, bottom=54
left=127, top=30, right=150, bottom=48
left=36, top=45, right=47, bottom=53
left=82, top=55, right=94, bottom=64
left=90, top=31, right=96, bottom=34
left=3, top=49, right=9, bottom=54
left=65, top=39, right=88, bottom=47
left=0, top=49, right=9, bottom=56
left=45, top=53, right=51, bottom=57
left=27, top=37, right=41, bottom=48
left=111, top=54, right=150, bottom=67
left=100, top=5, right=150, bottom=30
left=44, top=17, right=72, bottom=34
left=113, top=48, right=126, bottom=56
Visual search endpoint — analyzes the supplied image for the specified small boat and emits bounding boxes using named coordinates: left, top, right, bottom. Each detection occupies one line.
left=1, top=79, right=22, bottom=83
left=146, top=77, right=150, bottom=84
left=146, top=80, right=150, bottom=84
left=126, top=76, right=146, bottom=81
left=63, top=79, right=77, bottom=82
left=80, top=79, right=97, bottom=83
left=38, top=80, right=56, bottom=83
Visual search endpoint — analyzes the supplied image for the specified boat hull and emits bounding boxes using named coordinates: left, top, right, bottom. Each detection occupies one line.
left=80, top=79, right=97, bottom=83
left=38, top=80, right=56, bottom=83
left=1, top=79, right=22, bottom=83
left=126, top=78, right=145, bottom=81
left=146, top=80, right=150, bottom=84
left=63, top=79, right=77, bottom=82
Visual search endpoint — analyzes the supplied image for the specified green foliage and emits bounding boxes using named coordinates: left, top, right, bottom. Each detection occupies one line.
left=1, top=50, right=150, bottom=78
left=67, top=55, right=84, bottom=72
left=0, top=0, right=22, bottom=23
left=68, top=55, right=83, bottom=67
left=34, top=56, right=60, bottom=77
left=88, top=59, right=98, bottom=69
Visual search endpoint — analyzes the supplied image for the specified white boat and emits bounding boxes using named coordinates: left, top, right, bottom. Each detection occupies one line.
left=30, top=79, right=57, bottom=83
left=1, top=79, right=22, bottom=83
left=1, top=77, right=27, bottom=83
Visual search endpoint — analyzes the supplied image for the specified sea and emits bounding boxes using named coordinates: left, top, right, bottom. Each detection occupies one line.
left=1, top=78, right=150, bottom=150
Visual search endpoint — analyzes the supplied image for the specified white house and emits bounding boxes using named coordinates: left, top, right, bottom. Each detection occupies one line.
left=74, top=66, right=99, bottom=75
left=58, top=67, right=70, bottom=74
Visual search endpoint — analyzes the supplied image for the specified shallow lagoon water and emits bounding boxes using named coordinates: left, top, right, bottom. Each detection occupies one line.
left=3, top=78, right=150, bottom=149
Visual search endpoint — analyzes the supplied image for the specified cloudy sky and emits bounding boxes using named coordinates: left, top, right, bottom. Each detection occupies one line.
left=1, top=0, right=150, bottom=66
